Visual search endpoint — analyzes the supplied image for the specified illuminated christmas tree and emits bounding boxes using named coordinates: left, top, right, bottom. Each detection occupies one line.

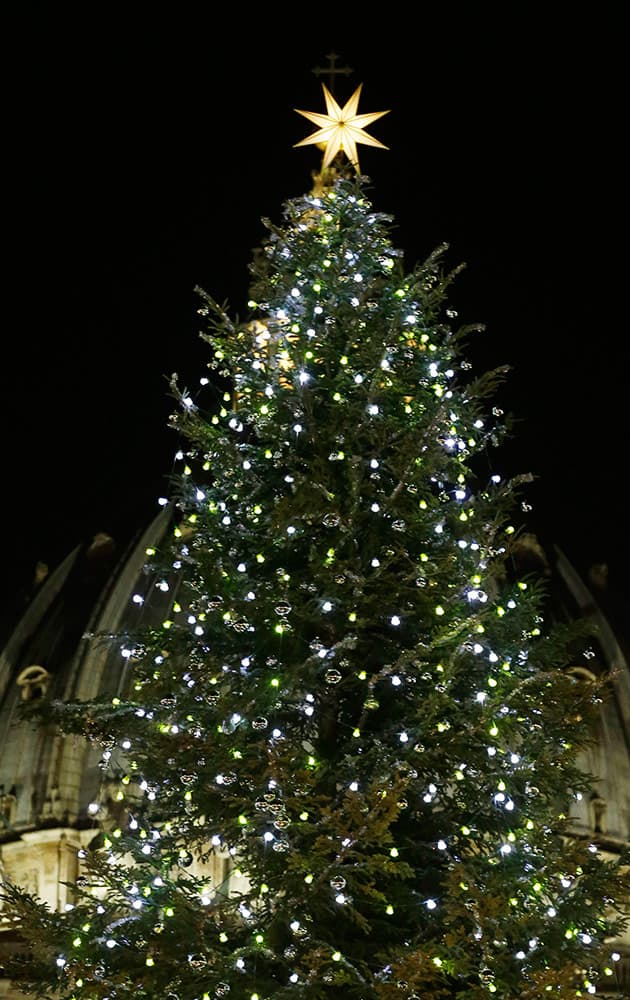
left=2, top=78, right=628, bottom=1000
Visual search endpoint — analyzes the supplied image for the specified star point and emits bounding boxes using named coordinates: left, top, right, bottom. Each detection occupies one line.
left=294, top=82, right=389, bottom=174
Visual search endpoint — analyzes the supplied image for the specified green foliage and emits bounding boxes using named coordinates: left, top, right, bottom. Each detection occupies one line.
left=2, top=175, right=628, bottom=999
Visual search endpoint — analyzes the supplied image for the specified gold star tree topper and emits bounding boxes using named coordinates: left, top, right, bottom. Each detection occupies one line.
left=294, top=83, right=389, bottom=174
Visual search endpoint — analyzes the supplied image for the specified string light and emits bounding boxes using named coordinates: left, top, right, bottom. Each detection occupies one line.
left=9, top=171, right=625, bottom=1000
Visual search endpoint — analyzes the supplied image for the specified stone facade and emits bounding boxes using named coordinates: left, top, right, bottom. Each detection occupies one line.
left=1, top=515, right=628, bottom=996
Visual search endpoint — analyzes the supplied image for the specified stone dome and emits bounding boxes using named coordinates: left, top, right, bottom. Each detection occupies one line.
left=0, top=518, right=628, bottom=996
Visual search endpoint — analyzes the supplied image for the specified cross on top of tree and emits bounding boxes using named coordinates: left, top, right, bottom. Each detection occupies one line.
left=312, top=51, right=353, bottom=93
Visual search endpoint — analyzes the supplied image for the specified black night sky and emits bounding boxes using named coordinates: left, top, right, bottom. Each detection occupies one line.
left=3, top=9, right=628, bottom=614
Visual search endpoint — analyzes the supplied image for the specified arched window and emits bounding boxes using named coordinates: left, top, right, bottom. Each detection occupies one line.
left=16, top=664, right=51, bottom=701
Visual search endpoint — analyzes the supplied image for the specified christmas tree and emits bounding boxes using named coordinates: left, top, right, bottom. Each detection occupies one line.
left=2, top=78, right=629, bottom=1000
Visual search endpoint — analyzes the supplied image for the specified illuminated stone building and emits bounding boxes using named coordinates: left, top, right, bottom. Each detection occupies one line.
left=0, top=515, right=628, bottom=997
